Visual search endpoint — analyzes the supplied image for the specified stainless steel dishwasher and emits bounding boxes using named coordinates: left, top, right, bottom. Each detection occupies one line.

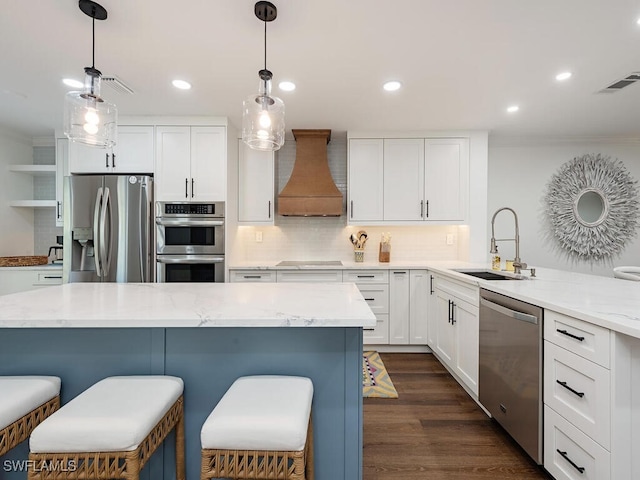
left=479, top=288, right=543, bottom=464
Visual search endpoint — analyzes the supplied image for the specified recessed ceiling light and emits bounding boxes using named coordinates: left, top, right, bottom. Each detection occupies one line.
left=172, top=79, right=192, bottom=90
left=507, top=105, right=519, bottom=113
left=556, top=72, right=572, bottom=81
left=62, top=78, right=84, bottom=89
left=278, top=81, right=296, bottom=91
left=383, top=80, right=402, bottom=91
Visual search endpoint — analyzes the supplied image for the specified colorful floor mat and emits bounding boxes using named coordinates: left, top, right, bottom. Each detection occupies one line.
left=363, top=351, right=398, bottom=398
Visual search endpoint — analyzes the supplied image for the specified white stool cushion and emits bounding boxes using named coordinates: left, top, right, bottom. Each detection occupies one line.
left=201, top=375, right=313, bottom=451
left=29, top=375, right=183, bottom=453
left=0, top=376, right=61, bottom=431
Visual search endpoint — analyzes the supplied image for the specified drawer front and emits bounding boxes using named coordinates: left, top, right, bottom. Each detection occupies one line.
left=343, top=269, right=389, bottom=284
left=230, top=270, right=276, bottom=282
left=357, top=284, right=389, bottom=314
left=363, top=314, right=389, bottom=345
left=544, top=310, right=610, bottom=368
left=434, top=275, right=478, bottom=306
left=544, top=341, right=611, bottom=449
left=276, top=270, right=343, bottom=283
left=35, top=272, right=63, bottom=285
left=544, top=405, right=610, bottom=480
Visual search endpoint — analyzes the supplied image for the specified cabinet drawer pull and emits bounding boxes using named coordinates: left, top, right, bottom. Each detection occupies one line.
left=393, top=271, right=407, bottom=274
left=242, top=275, right=262, bottom=279
left=43, top=275, right=62, bottom=279
left=364, top=298, right=375, bottom=301
left=557, top=329, right=585, bottom=342
left=364, top=328, right=375, bottom=331
left=357, top=275, right=375, bottom=278
left=556, top=449, right=585, bottom=474
left=556, top=380, right=585, bottom=398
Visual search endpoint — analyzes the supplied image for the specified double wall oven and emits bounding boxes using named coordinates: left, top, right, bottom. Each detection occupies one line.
left=155, top=202, right=225, bottom=282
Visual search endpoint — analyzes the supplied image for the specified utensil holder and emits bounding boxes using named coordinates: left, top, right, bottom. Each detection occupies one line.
left=378, top=243, right=390, bottom=263
left=354, top=249, right=365, bottom=263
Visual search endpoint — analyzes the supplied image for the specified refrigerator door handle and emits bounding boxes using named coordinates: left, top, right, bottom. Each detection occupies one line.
left=138, top=183, right=149, bottom=282
left=99, top=186, right=113, bottom=277
left=93, top=187, right=103, bottom=276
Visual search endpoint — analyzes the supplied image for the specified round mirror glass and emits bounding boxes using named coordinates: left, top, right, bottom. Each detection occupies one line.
left=575, top=190, right=605, bottom=225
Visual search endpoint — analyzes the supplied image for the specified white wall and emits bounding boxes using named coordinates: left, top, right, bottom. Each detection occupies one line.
left=488, top=138, right=640, bottom=277
left=0, top=128, right=35, bottom=256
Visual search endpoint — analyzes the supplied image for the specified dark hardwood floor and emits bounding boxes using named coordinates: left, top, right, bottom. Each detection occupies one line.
left=363, top=353, right=552, bottom=480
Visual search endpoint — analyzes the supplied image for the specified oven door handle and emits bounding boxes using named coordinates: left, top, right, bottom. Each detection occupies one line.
left=480, top=297, right=538, bottom=324
left=156, top=256, right=225, bottom=264
left=155, top=219, right=224, bottom=227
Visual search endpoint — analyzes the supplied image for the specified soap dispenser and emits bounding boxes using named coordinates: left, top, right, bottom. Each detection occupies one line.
left=491, top=247, right=501, bottom=271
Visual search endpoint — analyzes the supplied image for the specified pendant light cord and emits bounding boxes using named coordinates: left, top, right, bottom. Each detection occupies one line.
left=263, top=19, right=267, bottom=71
left=92, top=16, right=96, bottom=69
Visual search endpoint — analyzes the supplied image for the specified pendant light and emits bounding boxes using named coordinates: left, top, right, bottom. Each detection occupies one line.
left=242, top=1, right=285, bottom=151
left=64, top=0, right=117, bottom=148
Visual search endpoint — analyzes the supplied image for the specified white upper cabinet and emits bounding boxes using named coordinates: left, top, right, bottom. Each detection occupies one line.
left=424, top=138, right=469, bottom=221
left=347, top=133, right=470, bottom=224
left=383, top=139, right=424, bottom=221
left=238, top=140, right=274, bottom=224
left=156, top=126, right=226, bottom=202
left=68, top=125, right=154, bottom=174
left=347, top=139, right=384, bottom=222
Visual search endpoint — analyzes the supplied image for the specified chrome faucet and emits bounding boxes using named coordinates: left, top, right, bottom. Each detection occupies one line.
left=490, top=207, right=527, bottom=275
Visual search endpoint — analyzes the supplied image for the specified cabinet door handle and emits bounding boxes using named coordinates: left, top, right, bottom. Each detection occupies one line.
left=556, top=449, right=585, bottom=474
left=420, top=200, right=424, bottom=218
left=451, top=301, right=456, bottom=325
left=448, top=300, right=452, bottom=323
left=429, top=275, right=434, bottom=294
left=556, top=380, right=585, bottom=398
left=191, top=178, right=195, bottom=198
left=105, top=153, right=109, bottom=168
left=268, top=200, right=272, bottom=219
left=43, top=275, right=62, bottom=279
left=111, top=153, right=116, bottom=168
left=425, top=200, right=429, bottom=218
left=393, top=271, right=407, bottom=275
left=56, top=201, right=62, bottom=220
left=556, top=329, right=585, bottom=342
left=185, top=178, right=188, bottom=198
left=350, top=200, right=354, bottom=218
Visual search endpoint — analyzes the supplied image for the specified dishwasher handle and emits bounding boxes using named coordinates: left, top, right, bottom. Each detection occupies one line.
left=480, top=297, right=538, bottom=325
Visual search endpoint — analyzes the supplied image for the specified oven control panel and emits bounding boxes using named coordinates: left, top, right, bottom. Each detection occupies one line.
left=157, top=202, right=224, bottom=217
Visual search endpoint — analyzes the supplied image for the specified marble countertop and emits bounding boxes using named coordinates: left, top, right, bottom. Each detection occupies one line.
left=427, top=265, right=640, bottom=339
left=0, top=282, right=376, bottom=328
left=230, top=260, right=640, bottom=339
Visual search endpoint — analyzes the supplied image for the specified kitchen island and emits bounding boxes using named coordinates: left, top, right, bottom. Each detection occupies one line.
left=0, top=282, right=376, bottom=480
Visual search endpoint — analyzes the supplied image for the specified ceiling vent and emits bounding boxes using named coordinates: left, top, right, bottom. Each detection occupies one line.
left=102, top=75, right=134, bottom=95
left=598, top=72, right=640, bottom=93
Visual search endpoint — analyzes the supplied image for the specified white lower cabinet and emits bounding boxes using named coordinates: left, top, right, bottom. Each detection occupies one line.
left=344, top=270, right=389, bottom=345
left=544, top=405, right=610, bottom=480
left=389, top=270, right=410, bottom=344
left=543, top=310, right=615, bottom=479
left=0, top=268, right=63, bottom=296
left=432, top=274, right=479, bottom=395
left=409, top=270, right=429, bottom=344
left=229, top=270, right=276, bottom=282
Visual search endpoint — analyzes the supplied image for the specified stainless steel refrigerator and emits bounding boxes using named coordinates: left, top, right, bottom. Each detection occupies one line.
left=63, top=175, right=154, bottom=283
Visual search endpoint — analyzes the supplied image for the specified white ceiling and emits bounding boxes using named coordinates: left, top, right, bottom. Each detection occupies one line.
left=2, top=0, right=640, bottom=140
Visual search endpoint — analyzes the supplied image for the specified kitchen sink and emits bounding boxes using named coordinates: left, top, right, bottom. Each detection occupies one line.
left=276, top=260, right=343, bottom=267
left=453, top=269, right=525, bottom=280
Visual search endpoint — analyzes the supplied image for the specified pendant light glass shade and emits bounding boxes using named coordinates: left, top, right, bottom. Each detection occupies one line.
left=63, top=0, right=117, bottom=148
left=64, top=67, right=117, bottom=147
left=242, top=70, right=285, bottom=151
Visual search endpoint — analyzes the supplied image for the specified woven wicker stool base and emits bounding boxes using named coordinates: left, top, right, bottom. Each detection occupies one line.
left=201, top=419, right=314, bottom=480
left=27, top=396, right=185, bottom=480
left=0, top=396, right=60, bottom=457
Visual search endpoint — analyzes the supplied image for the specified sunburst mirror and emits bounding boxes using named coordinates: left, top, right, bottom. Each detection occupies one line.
left=543, top=153, right=639, bottom=263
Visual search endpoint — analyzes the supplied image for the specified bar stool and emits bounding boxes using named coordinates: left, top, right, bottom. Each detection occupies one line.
left=28, top=375, right=185, bottom=480
left=201, top=375, right=314, bottom=480
left=0, top=376, right=61, bottom=457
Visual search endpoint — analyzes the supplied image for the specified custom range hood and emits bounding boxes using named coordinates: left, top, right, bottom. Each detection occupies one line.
left=278, top=129, right=343, bottom=216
